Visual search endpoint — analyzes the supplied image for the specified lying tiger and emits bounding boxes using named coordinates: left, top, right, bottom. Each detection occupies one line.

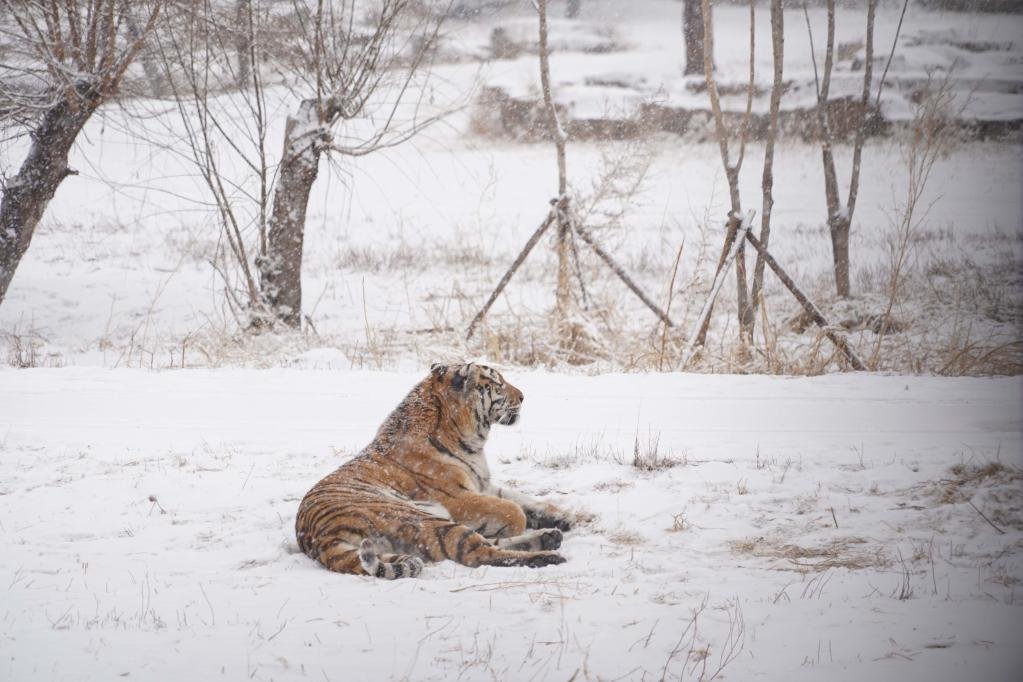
left=296, top=362, right=572, bottom=579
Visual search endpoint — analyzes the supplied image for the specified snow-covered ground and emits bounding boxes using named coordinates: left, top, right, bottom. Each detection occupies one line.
left=2, top=2, right=1022, bottom=679
left=473, top=1, right=1023, bottom=122
left=2, top=3, right=1021, bottom=374
left=1, top=368, right=1021, bottom=680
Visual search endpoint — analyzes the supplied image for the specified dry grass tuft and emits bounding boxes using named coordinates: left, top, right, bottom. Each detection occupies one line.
left=729, top=536, right=883, bottom=572
left=1, top=321, right=64, bottom=368
left=2, top=327, right=43, bottom=368
left=632, top=433, right=686, bottom=471
left=936, top=461, right=1022, bottom=505
left=608, top=529, right=646, bottom=546
left=568, top=509, right=598, bottom=528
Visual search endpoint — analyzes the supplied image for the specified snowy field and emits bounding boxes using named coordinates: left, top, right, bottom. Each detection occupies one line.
left=1, top=2, right=1021, bottom=373
left=2, top=0, right=1023, bottom=680
left=1, top=368, right=1021, bottom=680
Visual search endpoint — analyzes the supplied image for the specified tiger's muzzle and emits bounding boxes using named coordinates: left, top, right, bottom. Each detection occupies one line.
left=496, top=383, right=524, bottom=425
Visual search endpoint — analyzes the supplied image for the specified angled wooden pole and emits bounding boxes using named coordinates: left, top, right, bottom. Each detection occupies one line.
left=465, top=199, right=562, bottom=341
left=743, top=230, right=866, bottom=371
left=571, top=220, right=675, bottom=328
left=681, top=210, right=755, bottom=368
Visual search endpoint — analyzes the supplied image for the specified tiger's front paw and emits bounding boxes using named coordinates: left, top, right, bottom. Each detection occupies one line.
left=538, top=527, right=563, bottom=550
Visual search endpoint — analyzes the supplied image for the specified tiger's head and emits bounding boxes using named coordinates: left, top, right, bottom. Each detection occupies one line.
left=429, top=362, right=524, bottom=428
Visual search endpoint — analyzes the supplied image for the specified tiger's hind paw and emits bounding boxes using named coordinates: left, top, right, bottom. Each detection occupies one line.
left=360, top=539, right=424, bottom=579
left=406, top=556, right=425, bottom=578
left=524, top=551, right=566, bottom=568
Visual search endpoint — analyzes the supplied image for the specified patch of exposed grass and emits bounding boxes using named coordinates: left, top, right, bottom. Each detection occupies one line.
left=631, top=433, right=686, bottom=471
left=729, top=536, right=882, bottom=572
left=936, top=461, right=1022, bottom=504
left=608, top=529, right=646, bottom=546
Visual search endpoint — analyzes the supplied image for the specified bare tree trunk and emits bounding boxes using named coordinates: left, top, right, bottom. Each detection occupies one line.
left=807, top=0, right=850, bottom=298
left=843, top=0, right=878, bottom=301
left=235, top=0, right=252, bottom=89
left=819, top=4, right=849, bottom=299
left=0, top=90, right=98, bottom=304
left=847, top=0, right=877, bottom=224
left=683, top=0, right=709, bottom=76
left=750, top=0, right=784, bottom=321
left=829, top=211, right=851, bottom=298
left=693, top=0, right=754, bottom=345
left=0, top=0, right=162, bottom=309
left=804, top=0, right=889, bottom=301
left=259, top=100, right=323, bottom=328
left=123, top=5, right=167, bottom=96
left=728, top=0, right=757, bottom=338
left=537, top=0, right=572, bottom=323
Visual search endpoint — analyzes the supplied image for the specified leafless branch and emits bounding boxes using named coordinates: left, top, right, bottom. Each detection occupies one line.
left=969, top=500, right=1006, bottom=535
left=846, top=0, right=877, bottom=222
left=875, top=0, right=910, bottom=112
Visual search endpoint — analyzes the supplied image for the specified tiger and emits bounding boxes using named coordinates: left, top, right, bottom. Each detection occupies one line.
left=295, top=362, right=573, bottom=579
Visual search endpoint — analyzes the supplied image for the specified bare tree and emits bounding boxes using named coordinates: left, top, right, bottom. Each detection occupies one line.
left=258, top=0, right=446, bottom=328
left=156, top=0, right=447, bottom=329
left=804, top=0, right=905, bottom=298
left=0, top=0, right=163, bottom=306
left=466, top=1, right=672, bottom=348
left=121, top=2, right=169, bottom=96
left=870, top=70, right=963, bottom=369
left=535, top=0, right=573, bottom=324
left=234, top=0, right=252, bottom=89
left=682, top=0, right=710, bottom=76
left=749, top=0, right=783, bottom=319
left=693, top=0, right=755, bottom=344
left=690, top=0, right=784, bottom=351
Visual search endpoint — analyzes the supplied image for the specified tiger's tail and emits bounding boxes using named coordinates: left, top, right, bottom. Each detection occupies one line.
left=358, top=539, right=424, bottom=580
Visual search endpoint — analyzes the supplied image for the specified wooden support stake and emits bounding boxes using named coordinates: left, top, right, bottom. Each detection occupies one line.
left=743, top=230, right=866, bottom=371
left=571, top=220, right=675, bottom=328
left=465, top=200, right=561, bottom=341
left=681, top=210, right=756, bottom=368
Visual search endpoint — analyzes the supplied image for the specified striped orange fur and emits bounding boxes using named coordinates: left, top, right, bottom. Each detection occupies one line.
left=295, top=363, right=572, bottom=579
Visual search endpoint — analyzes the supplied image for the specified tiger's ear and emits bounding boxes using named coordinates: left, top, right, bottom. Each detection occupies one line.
left=431, top=363, right=446, bottom=377
left=451, top=363, right=477, bottom=393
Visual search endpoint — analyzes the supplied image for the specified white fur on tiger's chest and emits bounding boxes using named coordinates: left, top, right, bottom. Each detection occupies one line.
left=460, top=448, right=491, bottom=492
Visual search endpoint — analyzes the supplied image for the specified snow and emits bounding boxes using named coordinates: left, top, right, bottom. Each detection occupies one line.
left=481, top=3, right=1023, bottom=122
left=2, top=5, right=1020, bottom=373
left=2, top=368, right=1021, bottom=680
left=1, top=98, right=1019, bottom=370
left=1, top=1, right=1022, bottom=678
